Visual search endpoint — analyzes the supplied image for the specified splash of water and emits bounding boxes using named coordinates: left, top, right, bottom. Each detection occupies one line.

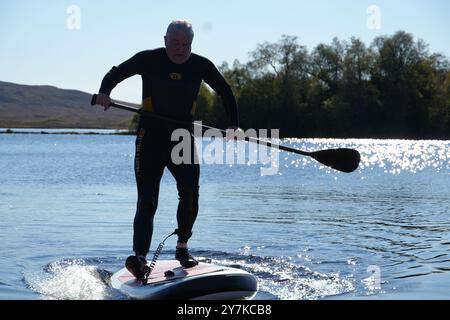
left=26, top=259, right=111, bottom=300
left=205, top=251, right=355, bottom=300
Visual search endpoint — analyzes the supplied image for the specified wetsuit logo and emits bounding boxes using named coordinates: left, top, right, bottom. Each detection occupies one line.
left=169, top=72, right=183, bottom=80
left=135, top=128, right=145, bottom=179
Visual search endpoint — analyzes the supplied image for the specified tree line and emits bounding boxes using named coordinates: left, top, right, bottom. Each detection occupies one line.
left=133, top=31, right=450, bottom=139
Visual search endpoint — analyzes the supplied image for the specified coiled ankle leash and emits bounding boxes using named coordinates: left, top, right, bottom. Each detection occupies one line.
left=142, top=229, right=178, bottom=284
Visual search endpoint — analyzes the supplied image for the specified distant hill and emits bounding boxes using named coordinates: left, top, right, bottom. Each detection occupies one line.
left=0, top=81, right=137, bottom=129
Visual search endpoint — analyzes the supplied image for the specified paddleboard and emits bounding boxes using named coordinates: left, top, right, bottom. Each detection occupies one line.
left=110, top=260, right=258, bottom=300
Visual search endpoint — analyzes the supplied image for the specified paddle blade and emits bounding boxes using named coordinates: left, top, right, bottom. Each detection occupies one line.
left=310, top=148, right=361, bottom=173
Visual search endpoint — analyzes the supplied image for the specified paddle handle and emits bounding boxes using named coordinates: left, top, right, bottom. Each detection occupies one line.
left=91, top=94, right=136, bottom=113
left=90, top=94, right=96, bottom=106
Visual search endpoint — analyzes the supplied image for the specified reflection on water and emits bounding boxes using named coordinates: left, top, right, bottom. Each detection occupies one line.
left=280, top=138, right=449, bottom=174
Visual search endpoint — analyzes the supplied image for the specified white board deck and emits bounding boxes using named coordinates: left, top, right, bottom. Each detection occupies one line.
left=110, top=260, right=258, bottom=300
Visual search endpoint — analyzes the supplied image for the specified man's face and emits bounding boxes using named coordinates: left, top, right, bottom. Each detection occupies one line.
left=164, top=30, right=192, bottom=64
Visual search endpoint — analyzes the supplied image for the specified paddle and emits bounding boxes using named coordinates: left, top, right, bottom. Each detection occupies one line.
left=91, top=94, right=361, bottom=173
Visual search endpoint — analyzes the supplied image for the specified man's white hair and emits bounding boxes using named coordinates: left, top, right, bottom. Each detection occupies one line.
left=166, top=19, right=194, bottom=39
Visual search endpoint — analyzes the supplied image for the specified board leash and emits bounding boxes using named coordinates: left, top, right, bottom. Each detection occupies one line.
left=142, top=229, right=178, bottom=284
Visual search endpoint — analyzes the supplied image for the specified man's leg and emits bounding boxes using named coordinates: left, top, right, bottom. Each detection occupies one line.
left=133, top=127, right=167, bottom=258
left=167, top=135, right=200, bottom=267
left=174, top=184, right=199, bottom=244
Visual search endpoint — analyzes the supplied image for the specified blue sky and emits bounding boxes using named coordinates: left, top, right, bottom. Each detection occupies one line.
left=1, top=0, right=449, bottom=103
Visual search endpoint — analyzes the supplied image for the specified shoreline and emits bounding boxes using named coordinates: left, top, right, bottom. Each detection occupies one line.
left=0, top=128, right=134, bottom=135
left=1, top=128, right=449, bottom=141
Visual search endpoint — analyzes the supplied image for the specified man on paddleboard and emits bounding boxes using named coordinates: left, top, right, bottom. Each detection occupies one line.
left=94, top=20, right=239, bottom=279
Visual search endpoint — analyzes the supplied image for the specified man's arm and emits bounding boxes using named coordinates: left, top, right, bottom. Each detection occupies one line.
left=201, top=59, right=239, bottom=127
left=96, top=51, right=146, bottom=110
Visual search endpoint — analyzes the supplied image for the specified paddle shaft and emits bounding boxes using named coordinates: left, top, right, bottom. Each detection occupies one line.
left=91, top=94, right=360, bottom=172
left=91, top=94, right=309, bottom=156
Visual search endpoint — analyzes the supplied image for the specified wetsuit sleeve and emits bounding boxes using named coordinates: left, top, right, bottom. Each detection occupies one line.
left=98, top=51, right=147, bottom=95
left=201, top=59, right=239, bottom=127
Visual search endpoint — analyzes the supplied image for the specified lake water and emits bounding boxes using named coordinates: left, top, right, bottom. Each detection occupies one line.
left=0, top=131, right=449, bottom=300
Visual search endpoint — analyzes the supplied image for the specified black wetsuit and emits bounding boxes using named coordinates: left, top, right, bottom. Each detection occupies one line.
left=99, top=48, right=238, bottom=256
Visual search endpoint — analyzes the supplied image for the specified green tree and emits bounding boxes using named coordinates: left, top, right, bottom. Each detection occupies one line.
left=371, top=31, right=431, bottom=137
